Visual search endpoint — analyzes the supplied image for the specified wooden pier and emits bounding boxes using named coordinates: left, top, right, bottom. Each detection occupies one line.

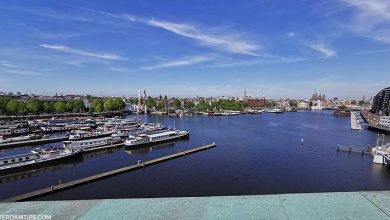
left=0, top=137, right=68, bottom=149
left=1, top=143, right=216, bottom=202
left=351, top=112, right=362, bottom=130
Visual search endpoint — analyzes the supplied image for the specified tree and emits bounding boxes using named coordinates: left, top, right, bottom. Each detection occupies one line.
left=104, top=99, right=115, bottom=112
left=91, top=99, right=104, bottom=113
left=18, top=102, right=27, bottom=115
left=146, top=96, right=156, bottom=108
left=173, top=98, right=182, bottom=110
left=113, top=98, right=125, bottom=110
left=184, top=100, right=195, bottom=109
left=289, top=100, right=298, bottom=108
left=156, top=101, right=164, bottom=110
left=54, top=101, right=67, bottom=113
left=66, top=100, right=75, bottom=112
left=196, top=100, right=209, bottom=112
left=6, top=100, right=19, bottom=115
left=26, top=98, right=42, bottom=115
left=73, top=99, right=85, bottom=112
left=0, top=97, right=12, bottom=115
left=43, top=102, right=54, bottom=114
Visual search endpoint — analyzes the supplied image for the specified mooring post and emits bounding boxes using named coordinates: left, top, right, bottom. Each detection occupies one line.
left=337, top=144, right=340, bottom=152
left=349, top=146, right=352, bottom=154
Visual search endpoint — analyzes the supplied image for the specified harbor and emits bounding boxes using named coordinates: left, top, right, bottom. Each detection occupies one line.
left=0, top=111, right=389, bottom=201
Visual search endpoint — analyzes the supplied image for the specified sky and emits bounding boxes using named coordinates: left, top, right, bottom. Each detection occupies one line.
left=0, top=0, right=390, bottom=99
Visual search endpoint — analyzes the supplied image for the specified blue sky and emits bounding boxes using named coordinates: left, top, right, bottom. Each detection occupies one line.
left=0, top=0, right=389, bottom=99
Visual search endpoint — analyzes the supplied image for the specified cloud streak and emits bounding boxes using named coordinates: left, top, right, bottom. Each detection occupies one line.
left=40, top=44, right=124, bottom=60
left=142, top=56, right=212, bottom=70
left=84, top=10, right=262, bottom=56
left=143, top=18, right=261, bottom=56
left=338, top=0, right=390, bottom=44
left=307, top=42, right=336, bottom=58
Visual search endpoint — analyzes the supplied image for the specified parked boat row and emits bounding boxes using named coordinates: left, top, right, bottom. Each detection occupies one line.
left=0, top=145, right=82, bottom=172
left=0, top=118, right=190, bottom=173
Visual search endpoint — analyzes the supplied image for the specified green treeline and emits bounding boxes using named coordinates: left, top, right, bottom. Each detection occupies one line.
left=0, top=97, right=125, bottom=115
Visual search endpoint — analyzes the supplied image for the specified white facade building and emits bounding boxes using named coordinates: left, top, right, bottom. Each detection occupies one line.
left=379, top=116, right=390, bottom=128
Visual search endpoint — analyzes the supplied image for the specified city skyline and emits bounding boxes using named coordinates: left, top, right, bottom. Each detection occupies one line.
left=0, top=0, right=390, bottom=98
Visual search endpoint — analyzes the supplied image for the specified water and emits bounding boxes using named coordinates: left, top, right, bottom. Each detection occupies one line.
left=1, top=111, right=390, bottom=200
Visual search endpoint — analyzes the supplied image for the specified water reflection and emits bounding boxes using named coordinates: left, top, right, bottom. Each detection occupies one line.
left=0, top=157, right=84, bottom=184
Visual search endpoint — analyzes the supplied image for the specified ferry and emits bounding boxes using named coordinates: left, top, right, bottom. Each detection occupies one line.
left=124, top=129, right=189, bottom=147
left=63, top=136, right=122, bottom=151
left=0, top=146, right=82, bottom=172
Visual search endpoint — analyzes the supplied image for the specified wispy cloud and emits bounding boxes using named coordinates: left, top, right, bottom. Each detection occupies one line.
left=33, top=31, right=83, bottom=40
left=0, top=60, right=18, bottom=68
left=142, top=56, right=212, bottom=70
left=2, top=69, right=43, bottom=76
left=142, top=18, right=261, bottom=56
left=338, top=0, right=390, bottom=44
left=307, top=42, right=336, bottom=58
left=80, top=9, right=262, bottom=56
left=356, top=48, right=390, bottom=55
left=40, top=44, right=124, bottom=60
left=109, top=67, right=136, bottom=72
left=209, top=56, right=307, bottom=68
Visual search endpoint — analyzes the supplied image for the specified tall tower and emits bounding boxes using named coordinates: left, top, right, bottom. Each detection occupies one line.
left=144, top=90, right=147, bottom=114
left=137, top=90, right=142, bottom=114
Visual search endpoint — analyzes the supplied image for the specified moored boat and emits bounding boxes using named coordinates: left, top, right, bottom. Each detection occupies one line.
left=124, top=129, right=189, bottom=147
left=0, top=146, right=82, bottom=173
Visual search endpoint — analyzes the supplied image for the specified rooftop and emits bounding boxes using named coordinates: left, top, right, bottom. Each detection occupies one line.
left=2, top=191, right=390, bottom=219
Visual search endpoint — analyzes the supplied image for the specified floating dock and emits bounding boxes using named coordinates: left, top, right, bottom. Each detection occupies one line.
left=0, top=137, right=68, bottom=149
left=1, top=143, right=216, bottom=202
left=351, top=112, right=362, bottom=130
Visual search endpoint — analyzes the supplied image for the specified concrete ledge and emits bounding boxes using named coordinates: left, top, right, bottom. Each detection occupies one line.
left=1, top=191, right=390, bottom=219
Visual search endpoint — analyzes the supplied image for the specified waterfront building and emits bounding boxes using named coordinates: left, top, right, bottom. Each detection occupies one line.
left=379, top=116, right=390, bottom=128
left=243, top=97, right=267, bottom=108
left=297, top=101, right=310, bottom=109
left=371, top=87, right=390, bottom=116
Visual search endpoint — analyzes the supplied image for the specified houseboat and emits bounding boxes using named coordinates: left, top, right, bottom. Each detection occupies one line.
left=0, top=146, right=82, bottom=172
left=124, top=129, right=189, bottom=147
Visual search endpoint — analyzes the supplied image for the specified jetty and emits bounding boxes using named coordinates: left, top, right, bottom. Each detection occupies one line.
left=1, top=143, right=216, bottom=202
left=337, top=144, right=371, bottom=156
left=0, top=136, right=68, bottom=149
left=351, top=112, right=362, bottom=130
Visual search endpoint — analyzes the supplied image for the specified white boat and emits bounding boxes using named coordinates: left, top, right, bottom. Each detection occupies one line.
left=0, top=146, right=82, bottom=172
left=371, top=135, right=390, bottom=165
left=63, top=136, right=122, bottom=151
left=372, top=144, right=390, bottom=165
left=311, top=105, right=323, bottom=110
left=266, top=109, right=284, bottom=113
left=68, top=129, right=114, bottom=140
left=0, top=134, right=40, bottom=144
left=124, top=129, right=189, bottom=147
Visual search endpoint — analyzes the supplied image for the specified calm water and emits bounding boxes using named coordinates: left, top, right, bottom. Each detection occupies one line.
left=1, top=111, right=390, bottom=201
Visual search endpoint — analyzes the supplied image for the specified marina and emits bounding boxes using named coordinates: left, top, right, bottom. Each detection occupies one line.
left=0, top=111, right=389, bottom=201
left=1, top=143, right=216, bottom=202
